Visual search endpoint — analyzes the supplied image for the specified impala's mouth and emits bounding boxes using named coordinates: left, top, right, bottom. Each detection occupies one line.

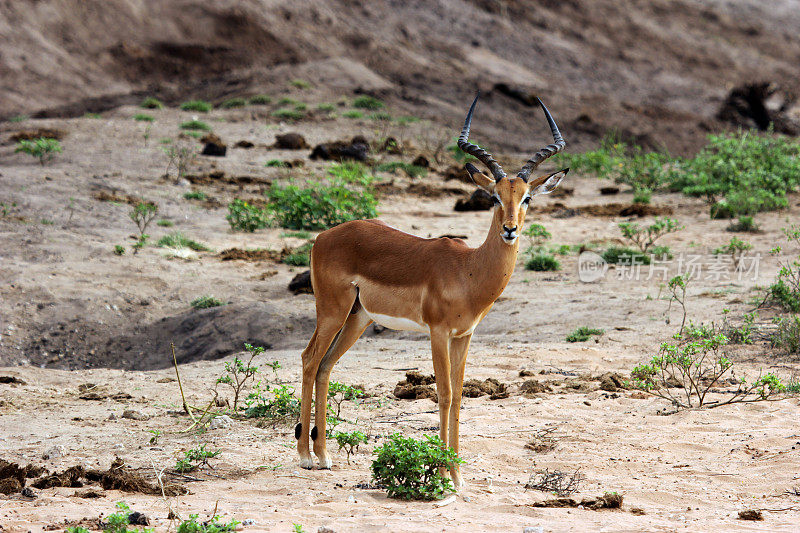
left=501, top=231, right=518, bottom=244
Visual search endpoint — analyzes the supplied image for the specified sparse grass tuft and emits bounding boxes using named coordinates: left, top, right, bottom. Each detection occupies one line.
left=290, top=79, right=312, bottom=89
left=179, top=120, right=211, bottom=131
left=180, top=100, right=213, bottom=112
left=191, top=295, right=224, bottom=309
left=141, top=97, right=164, bottom=109
left=566, top=326, right=604, bottom=343
left=374, top=161, right=427, bottom=178
left=157, top=231, right=211, bottom=252
left=343, top=110, right=364, bottom=119
left=271, top=108, right=305, bottom=121
left=353, top=95, right=385, bottom=110
left=183, top=191, right=207, bottom=201
left=525, top=253, right=560, bottom=271
left=133, top=113, right=155, bottom=122
left=249, top=94, right=272, bottom=105
left=221, top=97, right=247, bottom=109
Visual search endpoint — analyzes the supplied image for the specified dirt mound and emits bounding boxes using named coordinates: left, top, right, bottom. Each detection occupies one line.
left=289, top=270, right=313, bottom=294
left=462, top=378, right=510, bottom=399
left=310, top=136, right=370, bottom=162
left=184, top=171, right=270, bottom=187
left=25, top=302, right=315, bottom=370
left=218, top=248, right=281, bottom=262
left=8, top=129, right=66, bottom=142
left=717, top=82, right=799, bottom=135
left=393, top=370, right=437, bottom=400
left=531, top=493, right=623, bottom=510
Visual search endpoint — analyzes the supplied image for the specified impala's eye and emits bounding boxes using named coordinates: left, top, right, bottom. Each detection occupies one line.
left=522, top=196, right=531, bottom=206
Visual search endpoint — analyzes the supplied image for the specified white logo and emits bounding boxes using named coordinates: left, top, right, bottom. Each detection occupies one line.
left=578, top=251, right=608, bottom=283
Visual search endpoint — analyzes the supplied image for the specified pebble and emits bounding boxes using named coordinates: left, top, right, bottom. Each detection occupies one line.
left=122, top=409, right=147, bottom=420
left=241, top=519, right=256, bottom=526
left=42, top=445, right=64, bottom=460
left=523, top=527, right=543, bottom=533
left=209, top=415, right=234, bottom=430
left=317, top=527, right=336, bottom=533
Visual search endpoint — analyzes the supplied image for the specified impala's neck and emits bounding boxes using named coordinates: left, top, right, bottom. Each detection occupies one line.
left=470, top=211, right=520, bottom=304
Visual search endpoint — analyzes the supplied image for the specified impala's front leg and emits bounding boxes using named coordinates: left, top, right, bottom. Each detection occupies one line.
left=430, top=328, right=453, bottom=469
left=448, top=334, right=472, bottom=489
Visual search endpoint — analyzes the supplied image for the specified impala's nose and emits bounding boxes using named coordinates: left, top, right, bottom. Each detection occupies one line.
left=501, top=224, right=518, bottom=244
left=502, top=224, right=518, bottom=235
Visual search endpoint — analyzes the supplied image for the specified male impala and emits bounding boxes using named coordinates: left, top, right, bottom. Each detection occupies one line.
left=296, top=93, right=567, bottom=488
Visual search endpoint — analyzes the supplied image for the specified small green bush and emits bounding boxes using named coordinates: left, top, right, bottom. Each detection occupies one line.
left=771, top=315, right=800, bottom=354
left=727, top=215, right=759, bottom=233
left=566, top=326, right=604, bottom=343
left=343, top=110, right=364, bottom=119
left=157, top=231, right=211, bottom=252
left=83, top=112, right=102, bottom=119
left=157, top=219, right=174, bottom=227
left=9, top=115, right=28, bottom=122
left=221, top=97, right=247, bottom=109
left=272, top=108, right=305, bottom=121
left=133, top=113, right=155, bottom=122
left=267, top=180, right=378, bottom=230
left=374, top=161, right=428, bottom=178
left=371, top=434, right=462, bottom=500
left=368, top=112, right=392, bottom=121
left=619, top=217, right=683, bottom=253
left=277, top=97, right=301, bottom=106
left=329, top=162, right=375, bottom=185
left=395, top=116, right=421, bottom=125
left=15, top=137, right=62, bottom=165
left=317, top=103, right=336, bottom=112
left=183, top=191, right=207, bottom=201
left=179, top=119, right=211, bottom=131
left=290, top=79, right=312, bottom=89
left=114, top=245, right=125, bottom=256
left=141, top=97, right=164, bottom=109
left=601, top=246, right=651, bottom=265
left=226, top=199, right=270, bottom=232
left=175, top=444, right=221, bottom=473
left=353, top=95, right=385, bottom=110
left=265, top=159, right=287, bottom=168
left=334, top=430, right=368, bottom=464
left=244, top=383, right=300, bottom=423
left=281, top=230, right=311, bottom=239
left=523, top=223, right=551, bottom=247
left=177, top=514, right=238, bottom=533
left=191, top=295, right=224, bottom=309
left=249, top=94, right=272, bottom=105
left=180, top=100, right=212, bottom=112
left=525, top=253, right=560, bottom=271
left=282, top=242, right=313, bottom=266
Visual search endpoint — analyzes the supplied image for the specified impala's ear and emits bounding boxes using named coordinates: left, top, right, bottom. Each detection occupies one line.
left=465, top=163, right=496, bottom=192
left=529, top=168, right=569, bottom=196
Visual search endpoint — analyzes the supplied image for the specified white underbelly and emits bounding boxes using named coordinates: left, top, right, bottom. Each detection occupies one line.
left=364, top=309, right=430, bottom=334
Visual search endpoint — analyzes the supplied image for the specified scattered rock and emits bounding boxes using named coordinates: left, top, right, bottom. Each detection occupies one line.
left=235, top=140, right=255, bottom=148
left=630, top=391, right=648, bottom=400
left=442, top=165, right=471, bottom=184
left=289, top=270, right=313, bottom=294
left=523, top=527, right=544, bottom=533
left=454, top=189, right=493, bottom=211
left=73, top=488, right=106, bottom=498
left=156, top=377, right=176, bottom=383
left=274, top=132, right=309, bottom=150
left=317, top=527, right=336, bottom=533
left=0, top=477, right=22, bottom=494
left=379, top=136, right=402, bottom=154
left=122, top=409, right=147, bottom=421
left=209, top=415, right=234, bottom=430
left=257, top=270, right=279, bottom=280
left=218, top=248, right=280, bottom=262
left=128, top=511, right=149, bottom=526
left=20, top=486, right=37, bottom=498
left=519, top=369, right=536, bottom=377
left=0, top=375, right=26, bottom=385
left=717, top=82, right=799, bottom=135
left=531, top=492, right=623, bottom=510
left=9, top=128, right=66, bottom=142
left=310, top=136, right=369, bottom=161
left=32, top=458, right=185, bottom=495
left=242, top=519, right=256, bottom=526
left=630, top=507, right=646, bottom=515
left=598, top=372, right=626, bottom=392
left=599, top=186, right=620, bottom=195
left=737, top=509, right=763, bottom=521
left=42, top=445, right=65, bottom=460
left=411, top=155, right=429, bottom=168
left=200, top=133, right=227, bottom=157
left=393, top=371, right=437, bottom=401
left=462, top=378, right=509, bottom=399
left=520, top=380, right=552, bottom=395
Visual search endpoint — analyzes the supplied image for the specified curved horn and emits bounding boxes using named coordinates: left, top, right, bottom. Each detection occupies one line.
left=457, top=93, right=506, bottom=181
left=517, top=98, right=566, bottom=182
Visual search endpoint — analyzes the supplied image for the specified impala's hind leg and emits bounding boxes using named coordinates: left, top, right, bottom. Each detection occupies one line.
left=297, top=295, right=354, bottom=469
left=313, top=306, right=372, bottom=468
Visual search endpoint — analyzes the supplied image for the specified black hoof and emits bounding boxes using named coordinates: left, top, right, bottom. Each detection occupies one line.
left=310, top=425, right=318, bottom=441
left=294, top=423, right=302, bottom=440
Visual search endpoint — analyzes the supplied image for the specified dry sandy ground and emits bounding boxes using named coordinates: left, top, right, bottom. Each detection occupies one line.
left=1, top=103, right=800, bottom=531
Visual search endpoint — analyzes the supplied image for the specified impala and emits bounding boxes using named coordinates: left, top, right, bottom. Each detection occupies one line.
left=295, top=93, right=567, bottom=488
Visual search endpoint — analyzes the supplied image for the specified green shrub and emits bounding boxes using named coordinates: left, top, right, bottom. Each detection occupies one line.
left=353, top=95, right=385, bottom=110
left=317, top=103, right=336, bottom=112
left=369, top=112, right=392, bottom=121
left=525, top=253, right=560, bottom=271
left=282, top=242, right=313, bottom=266
left=15, top=137, right=62, bottom=165
left=566, top=326, right=604, bottom=342
left=329, top=162, right=375, bottom=185
left=327, top=381, right=365, bottom=418
left=267, top=180, right=378, bottom=230
left=334, top=430, right=368, bottom=464
left=771, top=315, right=800, bottom=354
left=183, top=191, right=207, bottom=201
left=552, top=132, right=626, bottom=176
left=114, top=245, right=125, bottom=256
left=191, top=295, right=224, bottom=309
left=133, top=113, right=155, bottom=122
left=9, top=115, right=28, bottom=122
left=265, top=159, right=287, bottom=168
left=713, top=237, right=752, bottom=264
left=281, top=230, right=311, bottom=239
left=601, top=246, right=652, bottom=265
left=374, top=161, right=428, bottom=178
left=177, top=514, right=238, bottom=533
left=83, top=112, right=101, bottom=119
left=157, top=219, right=174, bottom=227
left=221, top=97, right=247, bottom=109
left=217, top=343, right=263, bottom=411
left=271, top=108, right=305, bottom=121
left=290, top=79, right=312, bottom=89
left=175, top=444, right=221, bottom=473
left=180, top=100, right=212, bottom=112
left=768, top=225, right=800, bottom=312
left=244, top=383, right=300, bottom=423
left=179, top=119, right=211, bottom=131
left=632, top=189, right=651, bottom=204
left=103, top=501, right=139, bottom=533
left=129, top=201, right=158, bottom=253
left=727, top=216, right=759, bottom=233
left=277, top=97, right=301, bottom=106
left=371, top=434, right=462, bottom=500
left=343, top=110, right=364, bottom=119
left=395, top=116, right=421, bottom=125
left=226, top=199, right=270, bottom=232
left=523, top=223, right=551, bottom=247
left=141, top=97, right=164, bottom=109
left=249, top=94, right=272, bottom=105
left=157, top=231, right=211, bottom=252
left=618, top=217, right=682, bottom=253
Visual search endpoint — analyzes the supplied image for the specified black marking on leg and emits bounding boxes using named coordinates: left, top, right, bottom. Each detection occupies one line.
left=294, top=422, right=302, bottom=440
left=310, top=425, right=319, bottom=441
